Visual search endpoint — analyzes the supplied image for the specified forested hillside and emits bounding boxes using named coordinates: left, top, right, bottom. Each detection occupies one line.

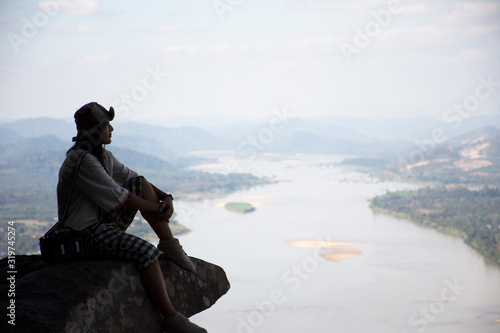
left=0, top=128, right=269, bottom=255
left=371, top=187, right=500, bottom=265
left=349, top=127, right=500, bottom=265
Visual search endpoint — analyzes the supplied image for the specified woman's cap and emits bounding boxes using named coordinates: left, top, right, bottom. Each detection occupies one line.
left=73, top=102, right=114, bottom=141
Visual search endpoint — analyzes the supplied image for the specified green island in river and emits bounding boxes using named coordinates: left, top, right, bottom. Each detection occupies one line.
left=224, top=202, right=256, bottom=214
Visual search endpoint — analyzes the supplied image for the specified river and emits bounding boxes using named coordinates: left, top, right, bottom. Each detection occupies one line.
left=173, top=153, right=500, bottom=333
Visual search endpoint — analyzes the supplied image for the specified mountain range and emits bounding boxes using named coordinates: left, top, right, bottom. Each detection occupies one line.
left=1, top=114, right=498, bottom=257
left=1, top=114, right=499, bottom=159
left=1, top=114, right=498, bottom=194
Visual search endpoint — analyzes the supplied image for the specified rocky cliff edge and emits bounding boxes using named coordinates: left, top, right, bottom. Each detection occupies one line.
left=1, top=255, right=230, bottom=332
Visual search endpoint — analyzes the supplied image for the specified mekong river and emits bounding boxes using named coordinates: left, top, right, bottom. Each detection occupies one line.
left=173, top=153, right=500, bottom=333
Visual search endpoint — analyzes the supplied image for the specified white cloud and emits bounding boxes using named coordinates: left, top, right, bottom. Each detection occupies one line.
left=163, top=44, right=201, bottom=58
left=410, top=48, right=491, bottom=67
left=381, top=26, right=456, bottom=46
left=286, top=0, right=390, bottom=11
left=374, top=23, right=499, bottom=51
left=40, top=59, right=52, bottom=67
left=286, top=0, right=500, bottom=23
left=46, top=23, right=101, bottom=33
left=75, top=24, right=94, bottom=33
left=151, top=26, right=179, bottom=33
left=398, top=2, right=437, bottom=16
left=75, top=54, right=114, bottom=66
left=454, top=49, right=490, bottom=63
left=439, top=2, right=500, bottom=24
left=465, top=23, right=500, bottom=37
left=36, top=0, right=100, bottom=16
left=162, top=36, right=342, bottom=61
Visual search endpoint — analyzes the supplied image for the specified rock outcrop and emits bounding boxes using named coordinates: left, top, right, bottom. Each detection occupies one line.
left=1, top=255, right=230, bottom=332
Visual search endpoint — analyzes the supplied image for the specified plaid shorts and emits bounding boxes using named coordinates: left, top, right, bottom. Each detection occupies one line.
left=83, top=176, right=163, bottom=269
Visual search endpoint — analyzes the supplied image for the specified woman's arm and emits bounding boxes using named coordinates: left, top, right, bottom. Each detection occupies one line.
left=126, top=193, right=170, bottom=221
left=150, top=183, right=174, bottom=219
left=151, top=183, right=170, bottom=200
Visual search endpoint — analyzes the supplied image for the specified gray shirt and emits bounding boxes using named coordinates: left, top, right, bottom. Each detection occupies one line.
left=57, top=148, right=139, bottom=231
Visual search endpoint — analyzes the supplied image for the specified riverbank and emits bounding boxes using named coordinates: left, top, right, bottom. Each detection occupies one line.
left=369, top=187, right=500, bottom=266
left=183, top=153, right=500, bottom=333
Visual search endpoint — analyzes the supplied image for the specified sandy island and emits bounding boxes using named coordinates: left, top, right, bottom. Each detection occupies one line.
left=288, top=239, right=363, bottom=262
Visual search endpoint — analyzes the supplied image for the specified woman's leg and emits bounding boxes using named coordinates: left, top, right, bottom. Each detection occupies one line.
left=140, top=260, right=176, bottom=318
left=139, top=177, right=174, bottom=241
left=142, top=263, right=207, bottom=332
left=137, top=177, right=196, bottom=272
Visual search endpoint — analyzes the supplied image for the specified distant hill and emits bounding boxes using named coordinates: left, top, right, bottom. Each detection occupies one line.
left=357, top=125, right=500, bottom=266
left=0, top=140, right=268, bottom=228
left=1, top=114, right=499, bottom=157
left=0, top=117, right=231, bottom=155
left=0, top=127, right=24, bottom=145
left=0, top=135, right=69, bottom=162
left=342, top=126, right=500, bottom=186
left=485, top=135, right=500, bottom=165
left=312, top=116, right=445, bottom=141
left=305, top=115, right=500, bottom=141
left=0, top=117, right=74, bottom=141
left=0, top=149, right=65, bottom=175
left=217, top=118, right=372, bottom=143
left=265, top=130, right=337, bottom=154
left=0, top=145, right=196, bottom=190
left=110, top=146, right=175, bottom=172
left=112, top=122, right=231, bottom=154
left=262, top=130, right=367, bottom=154
left=109, top=135, right=204, bottom=168
left=130, top=114, right=500, bottom=143
left=449, top=125, right=500, bottom=146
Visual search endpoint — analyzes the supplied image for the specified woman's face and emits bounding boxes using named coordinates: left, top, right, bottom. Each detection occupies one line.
left=101, top=123, right=113, bottom=144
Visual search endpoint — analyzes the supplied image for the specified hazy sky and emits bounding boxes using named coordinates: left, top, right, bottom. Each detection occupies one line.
left=1, top=0, right=499, bottom=123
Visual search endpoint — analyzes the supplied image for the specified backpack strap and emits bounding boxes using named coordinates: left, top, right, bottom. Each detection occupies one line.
left=46, top=151, right=88, bottom=234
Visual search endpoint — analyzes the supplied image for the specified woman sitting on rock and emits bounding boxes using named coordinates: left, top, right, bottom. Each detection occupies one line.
left=57, top=102, right=206, bottom=333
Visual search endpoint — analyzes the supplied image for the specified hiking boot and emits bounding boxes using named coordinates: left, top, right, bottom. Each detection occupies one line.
left=158, top=238, right=196, bottom=273
left=163, top=312, right=207, bottom=333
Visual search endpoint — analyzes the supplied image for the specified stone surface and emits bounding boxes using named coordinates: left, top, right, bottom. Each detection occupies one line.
left=1, top=255, right=230, bottom=332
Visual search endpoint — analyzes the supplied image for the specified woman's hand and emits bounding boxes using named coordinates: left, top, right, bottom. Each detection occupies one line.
left=157, top=196, right=174, bottom=222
